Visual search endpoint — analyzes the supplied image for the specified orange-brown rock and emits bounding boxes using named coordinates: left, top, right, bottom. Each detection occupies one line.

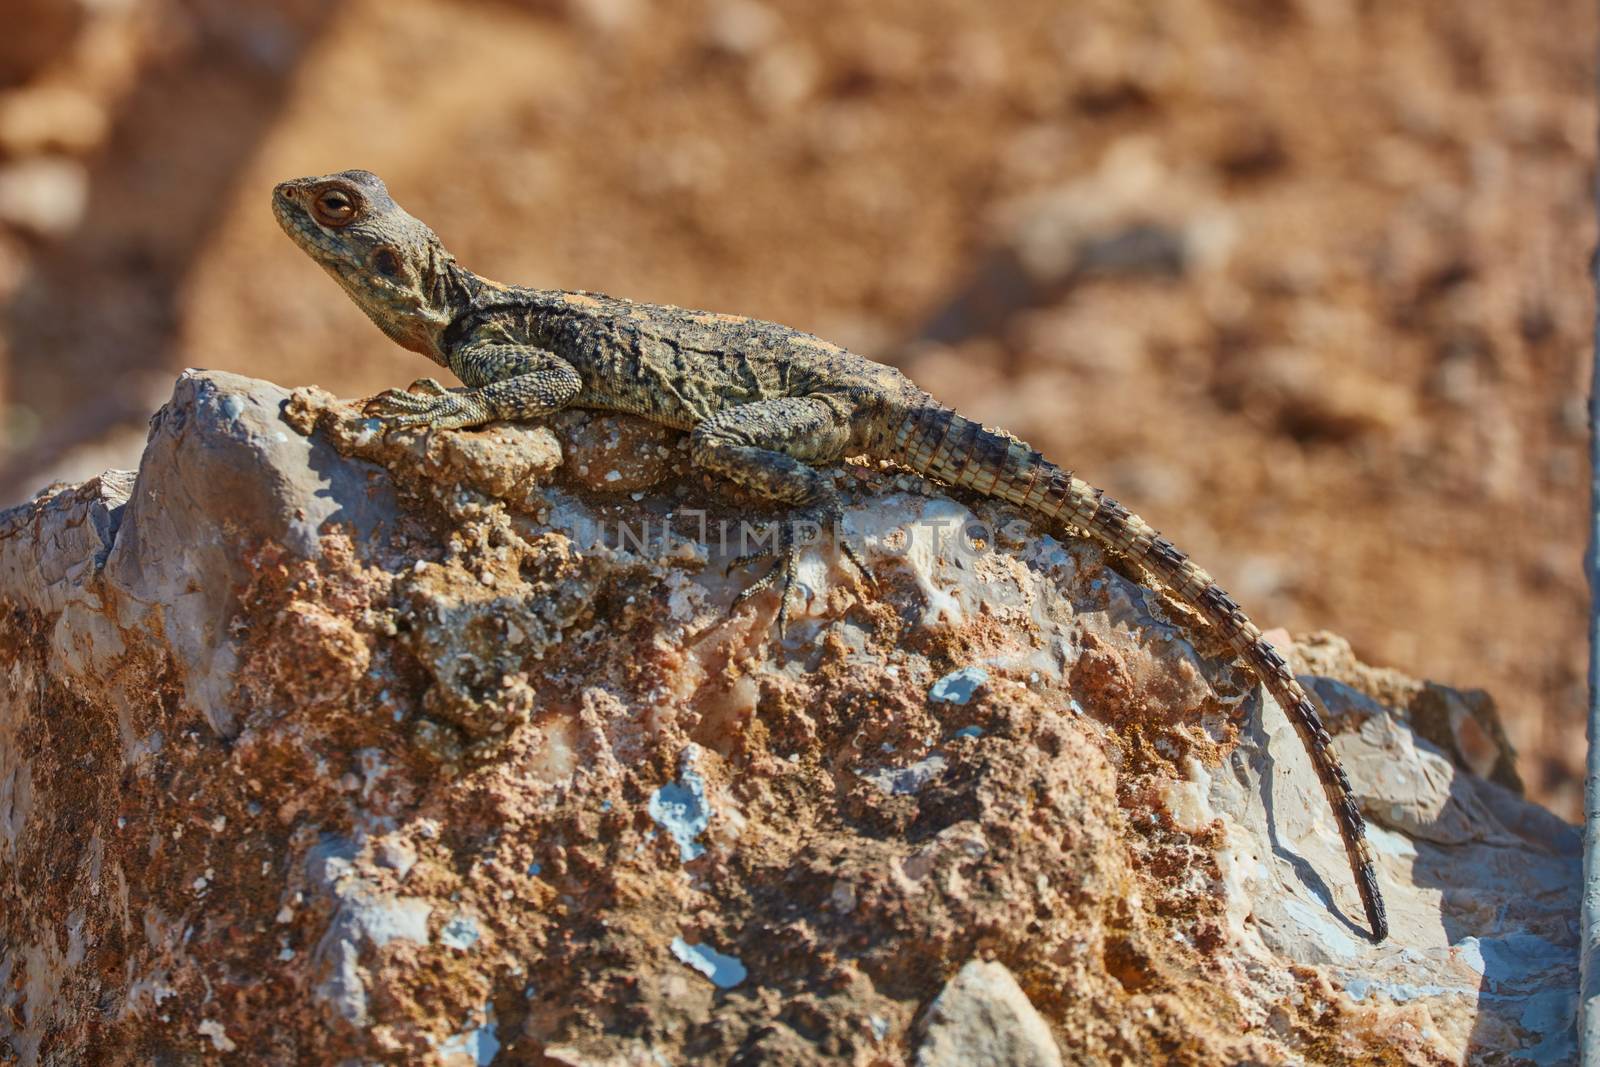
left=0, top=371, right=1577, bottom=1064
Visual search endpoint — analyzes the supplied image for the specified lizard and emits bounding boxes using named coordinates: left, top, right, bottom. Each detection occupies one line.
left=272, top=168, right=1388, bottom=944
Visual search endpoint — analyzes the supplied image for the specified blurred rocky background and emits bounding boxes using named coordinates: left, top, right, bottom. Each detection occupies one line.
left=0, top=0, right=1592, bottom=820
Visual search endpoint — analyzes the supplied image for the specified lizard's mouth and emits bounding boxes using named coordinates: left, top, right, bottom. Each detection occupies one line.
left=271, top=185, right=358, bottom=279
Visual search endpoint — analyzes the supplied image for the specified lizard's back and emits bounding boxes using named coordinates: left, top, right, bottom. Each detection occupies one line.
left=447, top=287, right=914, bottom=428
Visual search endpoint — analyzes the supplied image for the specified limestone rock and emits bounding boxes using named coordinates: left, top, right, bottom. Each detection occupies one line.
left=0, top=370, right=1579, bottom=1065
left=915, top=960, right=1062, bottom=1067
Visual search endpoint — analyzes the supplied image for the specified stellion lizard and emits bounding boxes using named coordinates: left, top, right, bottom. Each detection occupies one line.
left=272, top=169, right=1388, bottom=943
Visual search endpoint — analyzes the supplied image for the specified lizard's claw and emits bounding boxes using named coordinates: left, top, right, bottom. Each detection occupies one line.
left=837, top=539, right=875, bottom=590
left=724, top=512, right=874, bottom=641
left=730, top=548, right=802, bottom=641
left=364, top=384, right=482, bottom=432
left=364, top=378, right=453, bottom=416
left=407, top=377, right=452, bottom=397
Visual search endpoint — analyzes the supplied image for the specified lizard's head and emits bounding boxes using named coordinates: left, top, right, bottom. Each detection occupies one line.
left=273, top=170, right=466, bottom=360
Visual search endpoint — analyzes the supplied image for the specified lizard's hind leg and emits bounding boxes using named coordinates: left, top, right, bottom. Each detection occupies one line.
left=691, top=397, right=868, bottom=638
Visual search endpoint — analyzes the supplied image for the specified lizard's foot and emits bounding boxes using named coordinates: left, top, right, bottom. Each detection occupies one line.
left=728, top=544, right=802, bottom=640
left=364, top=379, right=486, bottom=432
left=724, top=511, right=873, bottom=641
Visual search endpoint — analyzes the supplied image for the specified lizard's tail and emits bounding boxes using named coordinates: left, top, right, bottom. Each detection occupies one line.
left=888, top=401, right=1388, bottom=943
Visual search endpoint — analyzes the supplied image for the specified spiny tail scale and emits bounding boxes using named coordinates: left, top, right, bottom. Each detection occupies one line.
left=891, top=402, right=1388, bottom=944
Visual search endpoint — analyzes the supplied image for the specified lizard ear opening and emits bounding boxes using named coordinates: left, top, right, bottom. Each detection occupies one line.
left=371, top=248, right=404, bottom=279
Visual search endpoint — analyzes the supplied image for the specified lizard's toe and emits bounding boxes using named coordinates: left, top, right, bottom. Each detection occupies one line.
left=728, top=549, right=802, bottom=643
left=369, top=391, right=482, bottom=432
left=839, top=540, right=876, bottom=590
left=724, top=510, right=871, bottom=634
left=724, top=548, right=775, bottom=578
left=365, top=388, right=431, bottom=416
left=730, top=557, right=784, bottom=608
left=365, top=380, right=459, bottom=419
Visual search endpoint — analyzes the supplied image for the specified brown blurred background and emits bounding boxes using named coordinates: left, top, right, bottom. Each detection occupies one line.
left=0, top=0, right=1592, bottom=817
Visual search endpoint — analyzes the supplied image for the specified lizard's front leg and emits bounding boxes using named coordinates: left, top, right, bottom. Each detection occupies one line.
left=366, top=344, right=582, bottom=431
left=690, top=396, right=869, bottom=638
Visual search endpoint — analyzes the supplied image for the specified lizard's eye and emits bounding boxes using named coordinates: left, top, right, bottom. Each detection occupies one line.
left=312, top=190, right=357, bottom=227
left=372, top=249, right=402, bottom=278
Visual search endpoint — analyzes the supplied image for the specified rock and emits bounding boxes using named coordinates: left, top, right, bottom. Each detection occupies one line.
left=915, top=960, right=1062, bottom=1067
left=429, top=419, right=563, bottom=504
left=929, top=665, right=988, bottom=705
left=1407, top=682, right=1522, bottom=792
left=550, top=408, right=679, bottom=493
left=0, top=370, right=1579, bottom=1064
left=1250, top=347, right=1417, bottom=442
left=703, top=0, right=782, bottom=58
left=565, top=0, right=640, bottom=33
left=747, top=43, right=817, bottom=112
left=109, top=373, right=398, bottom=736
left=0, top=0, right=84, bottom=89
left=0, top=86, right=108, bottom=157
left=912, top=144, right=1234, bottom=347
left=0, top=157, right=89, bottom=238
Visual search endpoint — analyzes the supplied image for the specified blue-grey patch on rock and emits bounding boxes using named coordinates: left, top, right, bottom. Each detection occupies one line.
left=438, top=1002, right=500, bottom=1065
left=929, top=667, right=988, bottom=705
left=671, top=936, right=747, bottom=988
left=440, top=913, right=481, bottom=951
left=308, top=833, right=433, bottom=1026
left=649, top=744, right=711, bottom=862
left=861, top=754, right=949, bottom=797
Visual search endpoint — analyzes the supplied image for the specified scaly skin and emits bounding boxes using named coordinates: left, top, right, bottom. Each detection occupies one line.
left=272, top=169, right=1388, bottom=943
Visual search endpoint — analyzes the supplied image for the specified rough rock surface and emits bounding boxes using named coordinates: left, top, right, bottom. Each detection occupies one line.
left=0, top=370, right=1579, bottom=1065
left=915, top=960, right=1062, bottom=1067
